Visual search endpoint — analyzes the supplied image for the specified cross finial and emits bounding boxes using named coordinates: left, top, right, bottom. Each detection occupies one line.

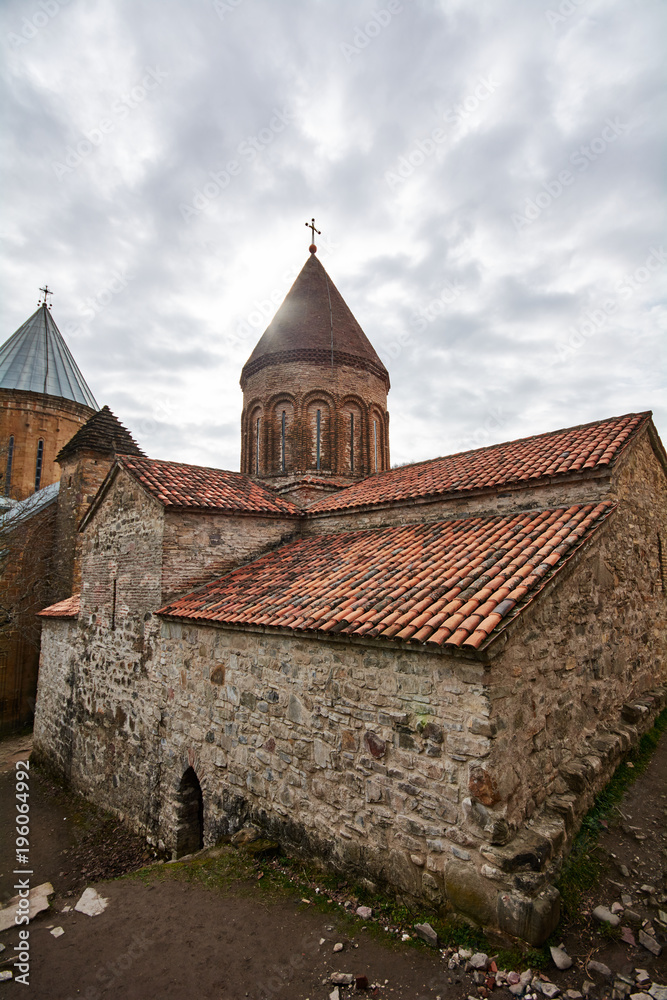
left=305, top=217, right=321, bottom=253
left=38, top=285, right=53, bottom=308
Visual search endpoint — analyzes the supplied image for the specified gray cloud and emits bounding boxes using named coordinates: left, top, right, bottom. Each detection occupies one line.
left=1, top=0, right=664, bottom=470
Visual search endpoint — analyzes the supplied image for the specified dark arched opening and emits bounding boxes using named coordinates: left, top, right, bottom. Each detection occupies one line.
left=175, top=767, right=203, bottom=857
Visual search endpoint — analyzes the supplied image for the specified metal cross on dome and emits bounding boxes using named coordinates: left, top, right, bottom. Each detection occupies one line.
left=305, top=217, right=321, bottom=252
left=38, top=285, right=53, bottom=307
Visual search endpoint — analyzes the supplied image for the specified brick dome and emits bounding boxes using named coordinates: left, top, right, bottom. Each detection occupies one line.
left=240, top=254, right=390, bottom=495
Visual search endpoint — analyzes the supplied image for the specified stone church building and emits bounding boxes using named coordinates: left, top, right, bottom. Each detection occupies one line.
left=25, top=250, right=667, bottom=943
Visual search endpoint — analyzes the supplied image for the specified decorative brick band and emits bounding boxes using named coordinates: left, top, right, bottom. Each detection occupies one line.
left=240, top=349, right=390, bottom=390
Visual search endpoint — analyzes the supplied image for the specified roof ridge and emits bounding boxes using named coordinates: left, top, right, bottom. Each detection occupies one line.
left=382, top=410, right=652, bottom=476
left=121, top=454, right=266, bottom=479
left=306, top=411, right=653, bottom=514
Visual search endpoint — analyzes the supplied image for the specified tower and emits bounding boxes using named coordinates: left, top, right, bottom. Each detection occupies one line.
left=240, top=247, right=390, bottom=503
left=0, top=294, right=98, bottom=501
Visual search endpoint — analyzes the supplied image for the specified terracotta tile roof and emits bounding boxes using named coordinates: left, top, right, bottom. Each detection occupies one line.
left=308, top=412, right=650, bottom=514
left=119, top=456, right=300, bottom=516
left=39, top=594, right=80, bottom=618
left=240, top=254, right=389, bottom=389
left=159, top=502, right=614, bottom=651
left=56, top=405, right=144, bottom=463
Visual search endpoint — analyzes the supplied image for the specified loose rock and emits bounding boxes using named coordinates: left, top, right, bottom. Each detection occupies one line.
left=550, top=946, right=573, bottom=971
left=593, top=905, right=620, bottom=927
left=649, top=988, right=667, bottom=1000
left=638, top=930, right=662, bottom=956
left=331, top=973, right=354, bottom=985
left=333, top=942, right=344, bottom=953
left=470, top=953, right=489, bottom=970
left=355, top=905, right=372, bottom=919
left=588, top=961, right=613, bottom=980
left=75, top=887, right=109, bottom=917
left=414, top=922, right=438, bottom=948
left=541, top=984, right=561, bottom=999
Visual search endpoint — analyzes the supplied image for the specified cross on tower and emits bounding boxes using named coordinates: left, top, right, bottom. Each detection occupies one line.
left=305, top=217, right=321, bottom=253
left=38, top=285, right=53, bottom=307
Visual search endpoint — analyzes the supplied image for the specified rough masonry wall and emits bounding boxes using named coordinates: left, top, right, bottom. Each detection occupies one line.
left=483, top=428, right=667, bottom=830
left=34, top=466, right=167, bottom=815
left=161, top=511, right=298, bottom=604
left=34, top=609, right=497, bottom=920
left=302, top=476, right=616, bottom=534
left=52, top=451, right=116, bottom=600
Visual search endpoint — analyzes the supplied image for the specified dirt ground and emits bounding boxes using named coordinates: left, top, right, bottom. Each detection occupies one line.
left=0, top=729, right=665, bottom=1000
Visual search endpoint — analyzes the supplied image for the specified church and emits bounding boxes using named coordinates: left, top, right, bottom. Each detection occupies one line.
left=4, top=243, right=666, bottom=943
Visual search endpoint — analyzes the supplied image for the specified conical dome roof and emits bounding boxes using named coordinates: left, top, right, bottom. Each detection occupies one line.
left=0, top=304, right=98, bottom=408
left=240, top=254, right=389, bottom=389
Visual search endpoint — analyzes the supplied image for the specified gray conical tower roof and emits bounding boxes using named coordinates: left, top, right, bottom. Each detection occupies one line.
left=0, top=303, right=98, bottom=408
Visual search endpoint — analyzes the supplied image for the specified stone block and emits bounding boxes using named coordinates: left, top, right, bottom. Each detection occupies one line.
left=497, top=887, right=561, bottom=946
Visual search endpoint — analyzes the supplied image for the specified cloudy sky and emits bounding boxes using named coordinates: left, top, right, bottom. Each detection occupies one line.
left=1, top=0, right=665, bottom=470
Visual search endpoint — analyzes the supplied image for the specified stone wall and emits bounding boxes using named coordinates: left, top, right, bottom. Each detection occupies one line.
left=302, top=474, right=616, bottom=533
left=484, top=430, right=667, bottom=836
left=79, top=467, right=165, bottom=625
left=161, top=510, right=298, bottom=604
left=32, top=426, right=667, bottom=943
left=52, top=450, right=117, bottom=600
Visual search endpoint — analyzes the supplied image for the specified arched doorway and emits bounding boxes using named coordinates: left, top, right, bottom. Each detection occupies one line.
left=175, top=767, right=203, bottom=857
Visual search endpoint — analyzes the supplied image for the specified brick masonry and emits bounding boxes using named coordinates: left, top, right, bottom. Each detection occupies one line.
left=241, top=360, right=389, bottom=484
left=33, top=423, right=667, bottom=943
left=0, top=388, right=95, bottom=501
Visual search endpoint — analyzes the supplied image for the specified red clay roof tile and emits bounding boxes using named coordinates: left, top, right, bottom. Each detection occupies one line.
left=39, top=594, right=80, bottom=618
left=159, top=502, right=615, bottom=651
left=307, top=412, right=649, bottom=514
left=118, top=456, right=300, bottom=516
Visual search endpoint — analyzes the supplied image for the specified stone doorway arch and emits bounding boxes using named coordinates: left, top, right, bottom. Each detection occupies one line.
left=175, top=767, right=203, bottom=857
